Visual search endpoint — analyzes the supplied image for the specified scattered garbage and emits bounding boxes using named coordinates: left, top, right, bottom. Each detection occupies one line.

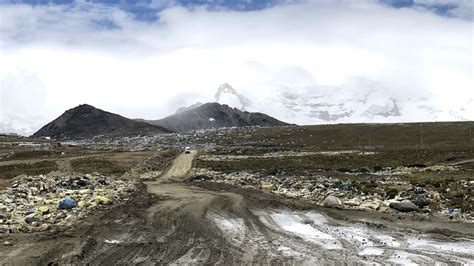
left=0, top=173, right=136, bottom=234
left=337, top=182, right=350, bottom=191
left=58, top=198, right=77, bottom=209
left=261, top=181, right=274, bottom=190
left=448, top=208, right=463, bottom=221
left=95, top=195, right=111, bottom=205
left=188, top=167, right=472, bottom=221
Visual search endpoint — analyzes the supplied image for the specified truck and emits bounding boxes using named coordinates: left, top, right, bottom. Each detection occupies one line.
left=185, top=146, right=191, bottom=154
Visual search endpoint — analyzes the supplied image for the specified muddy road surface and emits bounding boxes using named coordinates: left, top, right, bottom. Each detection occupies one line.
left=1, top=151, right=473, bottom=264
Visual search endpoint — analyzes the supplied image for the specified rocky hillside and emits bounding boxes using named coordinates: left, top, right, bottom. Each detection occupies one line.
left=33, top=104, right=171, bottom=139
left=145, top=102, right=290, bottom=132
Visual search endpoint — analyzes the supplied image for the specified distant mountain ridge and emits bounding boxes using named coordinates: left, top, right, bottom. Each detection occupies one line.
left=208, top=83, right=473, bottom=124
left=143, top=102, right=290, bottom=132
left=33, top=104, right=171, bottom=139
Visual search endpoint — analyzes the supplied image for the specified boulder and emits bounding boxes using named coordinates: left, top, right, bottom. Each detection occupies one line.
left=389, top=201, right=418, bottom=212
left=413, top=195, right=430, bottom=207
left=24, top=213, right=37, bottom=224
left=323, top=195, right=343, bottom=208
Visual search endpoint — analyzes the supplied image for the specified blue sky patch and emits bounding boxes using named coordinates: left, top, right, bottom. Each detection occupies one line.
left=0, top=0, right=468, bottom=21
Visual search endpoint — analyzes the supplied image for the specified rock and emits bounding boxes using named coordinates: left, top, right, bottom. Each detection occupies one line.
left=344, top=198, right=362, bottom=207
left=360, top=200, right=381, bottom=210
left=189, top=175, right=213, bottom=182
left=0, top=225, right=9, bottom=233
left=372, top=166, right=383, bottom=172
left=58, top=198, right=77, bottom=209
left=378, top=205, right=389, bottom=213
left=413, top=195, right=430, bottom=207
left=95, top=196, right=111, bottom=205
left=323, top=195, right=343, bottom=208
left=24, top=213, right=37, bottom=224
left=75, top=179, right=89, bottom=187
left=414, top=187, right=426, bottom=194
left=389, top=201, right=418, bottom=212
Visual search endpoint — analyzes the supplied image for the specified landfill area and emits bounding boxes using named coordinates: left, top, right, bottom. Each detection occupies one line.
left=0, top=173, right=135, bottom=234
left=0, top=124, right=473, bottom=264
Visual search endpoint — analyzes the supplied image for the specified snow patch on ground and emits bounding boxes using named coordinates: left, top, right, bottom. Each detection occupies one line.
left=358, top=247, right=384, bottom=256
left=209, top=211, right=246, bottom=244
left=104, top=239, right=122, bottom=244
left=269, top=213, right=342, bottom=249
left=214, top=209, right=474, bottom=264
left=406, top=236, right=474, bottom=254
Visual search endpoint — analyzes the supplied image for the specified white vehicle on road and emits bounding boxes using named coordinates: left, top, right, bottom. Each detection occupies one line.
left=184, top=147, right=191, bottom=154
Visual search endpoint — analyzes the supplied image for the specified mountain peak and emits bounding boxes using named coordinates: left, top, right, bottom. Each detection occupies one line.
left=214, top=83, right=250, bottom=111
left=215, top=83, right=237, bottom=96
left=33, top=104, right=171, bottom=139
left=147, top=102, right=289, bottom=132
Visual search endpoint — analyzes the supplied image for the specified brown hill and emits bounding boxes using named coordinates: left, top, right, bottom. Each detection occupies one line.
left=143, top=102, right=290, bottom=132
left=33, top=104, right=171, bottom=139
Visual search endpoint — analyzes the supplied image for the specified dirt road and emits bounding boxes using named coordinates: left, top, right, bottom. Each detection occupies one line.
left=1, top=151, right=473, bottom=264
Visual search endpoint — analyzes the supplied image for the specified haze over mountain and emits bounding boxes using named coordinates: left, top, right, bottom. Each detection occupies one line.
left=174, top=83, right=474, bottom=126
left=143, top=102, right=289, bottom=132
left=1, top=0, right=472, bottom=135
left=33, top=104, right=171, bottom=139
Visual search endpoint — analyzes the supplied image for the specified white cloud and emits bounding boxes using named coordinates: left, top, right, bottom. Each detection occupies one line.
left=0, top=1, right=472, bottom=134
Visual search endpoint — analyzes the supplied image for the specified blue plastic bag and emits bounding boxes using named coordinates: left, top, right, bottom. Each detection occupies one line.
left=58, top=198, right=77, bottom=209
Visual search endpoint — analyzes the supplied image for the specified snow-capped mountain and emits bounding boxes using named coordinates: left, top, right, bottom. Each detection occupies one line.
left=191, top=83, right=473, bottom=125
left=214, top=83, right=251, bottom=111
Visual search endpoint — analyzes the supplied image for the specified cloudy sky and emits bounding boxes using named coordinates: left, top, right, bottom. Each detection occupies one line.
left=0, top=0, right=472, bottom=135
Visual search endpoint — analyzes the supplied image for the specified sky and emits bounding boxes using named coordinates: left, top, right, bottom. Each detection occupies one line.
left=0, top=0, right=473, bottom=135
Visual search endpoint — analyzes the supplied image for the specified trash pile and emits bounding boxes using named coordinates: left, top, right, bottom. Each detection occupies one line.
left=0, top=174, right=136, bottom=234
left=198, top=150, right=374, bottom=161
left=189, top=168, right=473, bottom=222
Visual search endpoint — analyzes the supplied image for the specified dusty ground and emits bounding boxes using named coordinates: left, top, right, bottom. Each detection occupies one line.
left=1, top=150, right=473, bottom=264
left=0, top=149, right=162, bottom=188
